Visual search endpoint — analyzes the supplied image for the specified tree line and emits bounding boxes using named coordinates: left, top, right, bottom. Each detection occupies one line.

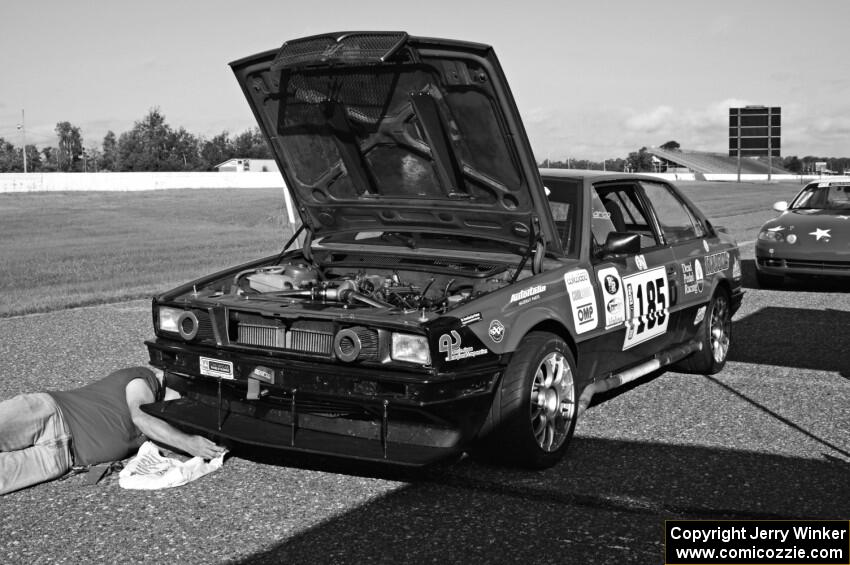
left=2, top=120, right=848, bottom=174
left=0, top=108, right=271, bottom=173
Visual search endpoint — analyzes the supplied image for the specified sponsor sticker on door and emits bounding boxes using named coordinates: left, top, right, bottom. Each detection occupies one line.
left=596, top=266, right=625, bottom=329
left=622, top=266, right=669, bottom=350
left=564, top=269, right=598, bottom=334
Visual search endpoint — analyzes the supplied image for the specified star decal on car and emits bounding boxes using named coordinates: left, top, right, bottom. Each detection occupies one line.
left=809, top=228, right=831, bottom=241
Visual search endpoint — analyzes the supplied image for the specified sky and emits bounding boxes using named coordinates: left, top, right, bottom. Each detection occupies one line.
left=2, top=0, right=849, bottom=161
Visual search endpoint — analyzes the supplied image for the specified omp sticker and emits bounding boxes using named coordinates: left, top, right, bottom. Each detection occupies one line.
left=488, top=320, right=505, bottom=343
left=250, top=365, right=274, bottom=383
left=681, top=259, right=705, bottom=295
left=564, top=269, right=598, bottom=334
left=702, top=239, right=710, bottom=253
left=510, top=284, right=547, bottom=306
left=622, top=266, right=669, bottom=350
left=635, top=255, right=648, bottom=271
left=460, top=312, right=482, bottom=326
left=704, top=252, right=730, bottom=275
left=596, top=266, right=625, bottom=329
left=438, top=331, right=487, bottom=362
left=693, top=305, right=707, bottom=325
left=592, top=210, right=611, bottom=220
left=200, top=357, right=234, bottom=379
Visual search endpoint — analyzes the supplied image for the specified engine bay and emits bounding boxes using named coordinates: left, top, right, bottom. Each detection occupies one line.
left=214, top=254, right=515, bottom=314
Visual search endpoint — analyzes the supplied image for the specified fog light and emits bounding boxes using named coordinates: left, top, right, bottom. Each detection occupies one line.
left=786, top=234, right=797, bottom=244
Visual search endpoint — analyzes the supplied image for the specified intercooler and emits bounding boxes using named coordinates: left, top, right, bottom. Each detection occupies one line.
left=236, top=319, right=334, bottom=355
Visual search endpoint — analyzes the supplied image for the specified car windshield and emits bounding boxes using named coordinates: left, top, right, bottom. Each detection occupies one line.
left=790, top=184, right=850, bottom=210
left=315, top=231, right=527, bottom=256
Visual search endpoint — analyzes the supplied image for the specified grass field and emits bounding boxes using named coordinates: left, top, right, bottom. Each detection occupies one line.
left=0, top=189, right=293, bottom=317
left=0, top=180, right=805, bottom=318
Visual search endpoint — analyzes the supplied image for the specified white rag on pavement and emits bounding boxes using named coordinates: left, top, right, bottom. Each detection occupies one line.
left=118, top=441, right=226, bottom=490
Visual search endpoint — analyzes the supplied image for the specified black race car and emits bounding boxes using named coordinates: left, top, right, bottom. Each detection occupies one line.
left=142, top=32, right=743, bottom=469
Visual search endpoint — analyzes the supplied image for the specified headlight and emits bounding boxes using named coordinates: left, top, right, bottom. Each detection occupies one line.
left=758, top=229, right=784, bottom=242
left=157, top=306, right=183, bottom=333
left=391, top=333, right=431, bottom=365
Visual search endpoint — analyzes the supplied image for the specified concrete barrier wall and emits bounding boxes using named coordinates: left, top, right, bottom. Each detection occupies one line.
left=0, top=172, right=297, bottom=222
left=0, top=172, right=286, bottom=193
left=1, top=171, right=825, bottom=195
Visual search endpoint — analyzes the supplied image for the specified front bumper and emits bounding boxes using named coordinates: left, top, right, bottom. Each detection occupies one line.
left=756, top=254, right=850, bottom=278
left=144, top=339, right=502, bottom=466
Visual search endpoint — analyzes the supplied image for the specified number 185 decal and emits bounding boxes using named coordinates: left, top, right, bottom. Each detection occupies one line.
left=622, top=267, right=668, bottom=350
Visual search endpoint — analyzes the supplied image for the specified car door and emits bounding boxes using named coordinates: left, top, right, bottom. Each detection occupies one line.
left=588, top=180, right=680, bottom=373
left=637, top=180, right=712, bottom=342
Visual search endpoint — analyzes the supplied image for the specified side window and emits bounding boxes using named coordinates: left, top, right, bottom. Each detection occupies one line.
left=591, top=183, right=659, bottom=252
left=544, top=178, right=581, bottom=257
left=640, top=181, right=704, bottom=243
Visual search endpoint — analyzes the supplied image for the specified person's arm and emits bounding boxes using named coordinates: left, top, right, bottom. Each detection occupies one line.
left=125, top=378, right=225, bottom=460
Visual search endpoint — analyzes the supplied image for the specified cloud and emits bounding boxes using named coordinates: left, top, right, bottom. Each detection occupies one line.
left=621, top=98, right=752, bottom=151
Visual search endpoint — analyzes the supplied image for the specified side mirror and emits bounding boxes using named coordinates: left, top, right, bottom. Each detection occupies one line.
left=602, top=232, right=641, bottom=257
left=773, top=201, right=788, bottom=212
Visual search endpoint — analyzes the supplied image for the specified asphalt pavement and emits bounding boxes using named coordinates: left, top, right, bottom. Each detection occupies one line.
left=1, top=215, right=848, bottom=564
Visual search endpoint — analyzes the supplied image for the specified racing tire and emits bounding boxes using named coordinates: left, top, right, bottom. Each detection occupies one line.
left=675, top=288, right=732, bottom=375
left=755, top=270, right=783, bottom=288
left=470, top=332, right=578, bottom=469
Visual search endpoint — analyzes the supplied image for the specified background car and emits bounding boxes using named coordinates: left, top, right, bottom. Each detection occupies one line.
left=756, top=176, right=850, bottom=287
left=142, top=32, right=744, bottom=469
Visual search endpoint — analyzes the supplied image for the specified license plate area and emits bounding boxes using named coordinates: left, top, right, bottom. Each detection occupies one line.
left=199, top=356, right=234, bottom=379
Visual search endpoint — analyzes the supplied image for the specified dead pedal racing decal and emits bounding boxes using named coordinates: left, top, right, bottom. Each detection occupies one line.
left=704, top=251, right=730, bottom=275
left=510, top=284, right=546, bottom=306
left=438, top=330, right=487, bottom=362
left=200, top=357, right=234, bottom=379
left=564, top=269, right=598, bottom=334
left=681, top=259, right=705, bottom=295
left=596, top=266, right=625, bottom=329
left=488, top=320, right=505, bottom=343
left=460, top=312, right=482, bottom=326
left=622, top=266, right=669, bottom=350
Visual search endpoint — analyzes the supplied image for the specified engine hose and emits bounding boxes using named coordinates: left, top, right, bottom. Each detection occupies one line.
left=532, top=240, right=545, bottom=274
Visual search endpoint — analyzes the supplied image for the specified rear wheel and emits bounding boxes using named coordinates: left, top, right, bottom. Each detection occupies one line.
left=676, top=288, right=732, bottom=375
left=471, top=332, right=578, bottom=469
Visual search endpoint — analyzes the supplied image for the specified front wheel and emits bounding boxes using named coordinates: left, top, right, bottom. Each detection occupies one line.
left=471, top=332, right=578, bottom=469
left=676, top=288, right=732, bottom=375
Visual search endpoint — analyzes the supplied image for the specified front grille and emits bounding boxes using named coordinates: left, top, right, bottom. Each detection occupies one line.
left=758, top=257, right=850, bottom=272
left=232, top=314, right=336, bottom=355
left=238, top=323, right=285, bottom=348
left=785, top=259, right=850, bottom=272
left=192, top=310, right=215, bottom=342
left=288, top=329, right=333, bottom=355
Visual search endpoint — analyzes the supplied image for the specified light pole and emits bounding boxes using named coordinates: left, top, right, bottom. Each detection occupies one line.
left=17, top=109, right=27, bottom=173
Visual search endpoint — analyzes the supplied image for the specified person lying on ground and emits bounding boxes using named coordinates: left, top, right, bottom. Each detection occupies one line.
left=0, top=366, right=225, bottom=495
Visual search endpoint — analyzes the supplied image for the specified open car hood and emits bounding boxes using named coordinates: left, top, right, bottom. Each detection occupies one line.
left=230, top=32, right=561, bottom=254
